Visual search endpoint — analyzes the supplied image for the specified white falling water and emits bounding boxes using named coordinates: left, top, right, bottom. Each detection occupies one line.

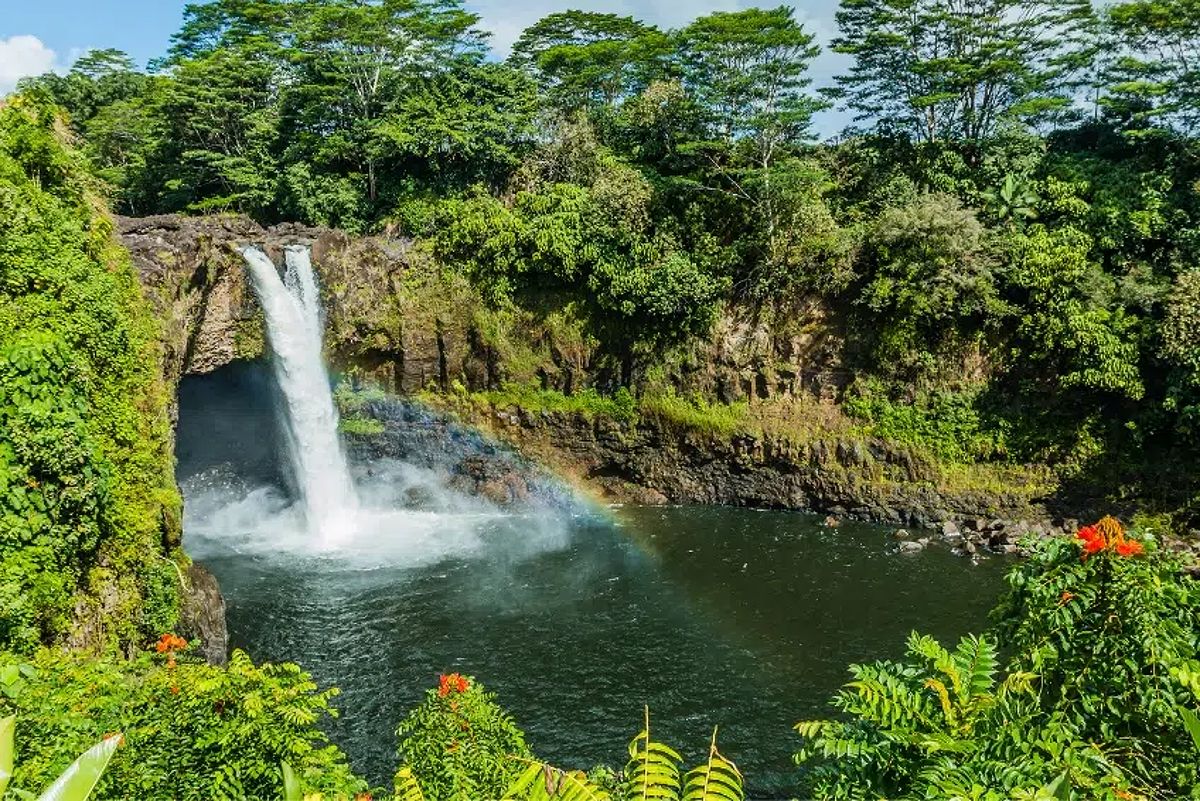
left=240, top=245, right=358, bottom=544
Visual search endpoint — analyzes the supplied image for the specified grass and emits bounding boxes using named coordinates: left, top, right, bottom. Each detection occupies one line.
left=455, top=382, right=639, bottom=423
left=339, top=416, right=386, bottom=436
left=639, top=390, right=749, bottom=436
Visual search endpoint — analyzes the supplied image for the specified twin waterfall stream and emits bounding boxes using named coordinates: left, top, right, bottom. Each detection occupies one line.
left=240, top=246, right=358, bottom=545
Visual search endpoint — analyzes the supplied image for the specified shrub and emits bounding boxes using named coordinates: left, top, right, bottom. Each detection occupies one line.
left=994, top=517, right=1200, bottom=794
left=0, top=648, right=367, bottom=801
left=395, top=674, right=531, bottom=801
left=797, top=518, right=1200, bottom=799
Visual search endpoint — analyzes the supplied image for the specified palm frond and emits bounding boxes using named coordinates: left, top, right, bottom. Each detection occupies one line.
left=394, top=766, right=428, bottom=801
left=504, top=760, right=611, bottom=801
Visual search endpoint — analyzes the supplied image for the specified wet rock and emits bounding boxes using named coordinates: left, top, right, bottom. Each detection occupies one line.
left=898, top=540, right=925, bottom=554
left=941, top=520, right=961, bottom=538
left=178, top=563, right=228, bottom=666
left=893, top=528, right=910, bottom=539
left=823, top=515, right=840, bottom=528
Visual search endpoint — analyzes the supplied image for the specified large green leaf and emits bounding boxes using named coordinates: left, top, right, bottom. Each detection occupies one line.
left=281, top=761, right=301, bottom=801
left=0, top=715, right=14, bottom=796
left=681, top=728, right=743, bottom=801
left=36, top=733, right=121, bottom=801
left=624, top=708, right=681, bottom=801
left=1182, top=707, right=1200, bottom=753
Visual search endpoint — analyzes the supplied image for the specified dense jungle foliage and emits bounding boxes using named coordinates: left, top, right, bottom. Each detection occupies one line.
left=18, top=0, right=1200, bottom=517
left=0, top=99, right=181, bottom=654
left=4, top=1, right=1200, bottom=799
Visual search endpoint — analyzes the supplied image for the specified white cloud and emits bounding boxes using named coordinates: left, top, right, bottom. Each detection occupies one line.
left=0, top=35, right=59, bottom=96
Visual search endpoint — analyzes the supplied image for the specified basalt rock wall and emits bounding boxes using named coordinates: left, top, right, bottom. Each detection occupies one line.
left=118, top=214, right=849, bottom=405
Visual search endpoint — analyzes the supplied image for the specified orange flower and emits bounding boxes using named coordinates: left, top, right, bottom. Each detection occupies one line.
left=1115, top=539, right=1144, bottom=557
left=1082, top=536, right=1106, bottom=555
left=1059, top=591, right=1075, bottom=604
left=155, top=633, right=187, bottom=653
left=438, top=673, right=469, bottom=697
left=1075, top=525, right=1101, bottom=544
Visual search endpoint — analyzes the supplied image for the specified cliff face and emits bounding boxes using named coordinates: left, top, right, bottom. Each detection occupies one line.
left=117, top=214, right=850, bottom=405
left=121, top=214, right=1060, bottom=535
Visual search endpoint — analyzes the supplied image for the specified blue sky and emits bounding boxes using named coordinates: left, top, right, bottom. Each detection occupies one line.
left=0, top=0, right=850, bottom=134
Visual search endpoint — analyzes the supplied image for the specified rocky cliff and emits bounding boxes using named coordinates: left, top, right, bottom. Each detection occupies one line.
left=118, top=214, right=851, bottom=403
left=121, top=214, right=1066, bottom=537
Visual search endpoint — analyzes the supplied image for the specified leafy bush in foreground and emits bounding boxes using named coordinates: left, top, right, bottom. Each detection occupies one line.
left=395, top=673, right=531, bottom=801
left=796, top=518, right=1200, bottom=799
left=0, top=648, right=366, bottom=801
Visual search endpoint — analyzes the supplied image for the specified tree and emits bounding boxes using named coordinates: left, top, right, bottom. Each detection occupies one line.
left=674, top=7, right=826, bottom=289
left=285, top=0, right=487, bottom=204
left=1105, top=0, right=1200, bottom=132
left=375, top=61, right=538, bottom=191
left=858, top=193, right=1002, bottom=365
left=510, top=11, right=670, bottom=113
left=829, top=0, right=1098, bottom=145
left=148, top=47, right=281, bottom=214
left=678, top=6, right=823, bottom=148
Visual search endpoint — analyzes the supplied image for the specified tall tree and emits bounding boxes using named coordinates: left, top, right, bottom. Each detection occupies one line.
left=509, top=11, right=670, bottom=113
left=1105, top=0, right=1200, bottom=131
left=149, top=47, right=281, bottom=214
left=675, top=7, right=828, bottom=286
left=678, top=6, right=823, bottom=147
left=285, top=0, right=487, bottom=202
left=829, top=0, right=1098, bottom=145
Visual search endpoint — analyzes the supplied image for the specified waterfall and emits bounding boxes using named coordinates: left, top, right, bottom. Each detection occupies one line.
left=240, top=245, right=357, bottom=544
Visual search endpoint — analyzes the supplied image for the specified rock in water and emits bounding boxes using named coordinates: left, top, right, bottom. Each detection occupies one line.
left=179, top=563, right=228, bottom=665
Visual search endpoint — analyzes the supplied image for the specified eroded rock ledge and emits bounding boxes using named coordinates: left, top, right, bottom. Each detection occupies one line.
left=121, top=214, right=1088, bottom=547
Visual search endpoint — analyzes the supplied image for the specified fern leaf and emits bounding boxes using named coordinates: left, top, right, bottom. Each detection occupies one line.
left=394, top=766, right=428, bottom=801
left=923, top=678, right=955, bottom=727
left=503, top=760, right=610, bottom=801
left=624, top=708, right=681, bottom=801
left=681, top=728, right=743, bottom=801
left=952, top=635, right=998, bottom=702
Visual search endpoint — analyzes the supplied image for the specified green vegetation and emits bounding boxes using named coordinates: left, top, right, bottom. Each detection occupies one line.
left=14, top=0, right=1200, bottom=515
left=5, top=0, right=1200, bottom=798
left=0, top=715, right=121, bottom=801
left=0, top=98, right=181, bottom=652
left=0, top=648, right=366, bottom=800
left=796, top=518, right=1200, bottom=799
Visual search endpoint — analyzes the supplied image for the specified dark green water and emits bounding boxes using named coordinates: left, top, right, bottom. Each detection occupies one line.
left=188, top=501, right=1008, bottom=798
left=177, top=362, right=1009, bottom=797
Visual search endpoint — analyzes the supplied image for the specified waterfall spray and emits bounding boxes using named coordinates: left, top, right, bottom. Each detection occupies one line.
left=241, top=245, right=357, bottom=544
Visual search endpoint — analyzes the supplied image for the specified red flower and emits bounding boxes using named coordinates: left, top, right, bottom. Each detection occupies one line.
left=1082, top=536, right=1106, bottom=555
left=1059, top=591, right=1075, bottom=604
left=1075, top=525, right=1102, bottom=544
left=1115, top=539, right=1144, bottom=557
left=438, top=673, right=469, bottom=697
